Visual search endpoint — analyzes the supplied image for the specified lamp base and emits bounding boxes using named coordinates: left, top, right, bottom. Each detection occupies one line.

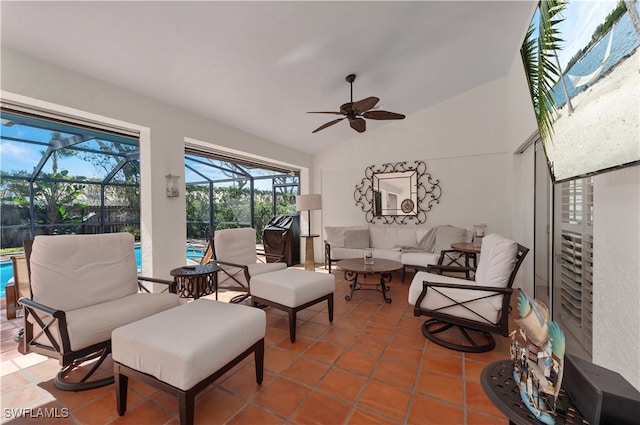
left=302, top=235, right=320, bottom=271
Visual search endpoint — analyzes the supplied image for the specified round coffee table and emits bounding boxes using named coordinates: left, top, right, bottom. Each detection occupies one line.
left=336, top=258, right=403, bottom=303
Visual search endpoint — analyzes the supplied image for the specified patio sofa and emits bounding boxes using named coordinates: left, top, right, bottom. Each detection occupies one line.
left=324, top=224, right=471, bottom=281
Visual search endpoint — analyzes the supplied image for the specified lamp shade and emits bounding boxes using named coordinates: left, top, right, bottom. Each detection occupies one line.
left=296, top=194, right=322, bottom=212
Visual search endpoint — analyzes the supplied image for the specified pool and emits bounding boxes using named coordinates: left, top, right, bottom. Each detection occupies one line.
left=0, top=245, right=206, bottom=299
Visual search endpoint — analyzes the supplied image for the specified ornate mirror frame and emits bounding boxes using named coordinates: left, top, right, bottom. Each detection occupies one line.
left=354, top=160, right=441, bottom=224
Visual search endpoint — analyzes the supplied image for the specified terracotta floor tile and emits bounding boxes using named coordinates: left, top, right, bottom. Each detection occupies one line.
left=297, top=321, right=330, bottom=340
left=1, top=370, right=31, bottom=392
left=281, top=357, right=330, bottom=387
left=2, top=383, right=54, bottom=410
left=407, top=393, right=464, bottom=425
left=421, top=351, right=464, bottom=377
left=252, top=377, right=310, bottom=418
left=318, top=327, right=358, bottom=346
left=381, top=344, right=424, bottom=367
left=371, top=358, right=419, bottom=390
left=465, top=380, right=505, bottom=417
left=358, top=380, right=411, bottom=421
left=390, top=327, right=428, bottom=348
left=415, top=369, right=464, bottom=405
left=304, top=341, right=343, bottom=364
left=275, top=335, right=314, bottom=353
left=264, top=346, right=299, bottom=374
left=110, top=399, right=173, bottom=425
left=38, top=379, right=114, bottom=411
left=334, top=349, right=378, bottom=377
left=317, top=368, right=367, bottom=402
left=361, top=322, right=395, bottom=340
left=333, top=316, right=367, bottom=332
left=220, top=363, right=274, bottom=399
left=464, top=359, right=488, bottom=383
left=347, top=407, right=402, bottom=425
left=72, top=390, right=142, bottom=424
left=193, top=388, right=246, bottom=425
left=349, top=334, right=387, bottom=354
left=466, top=409, right=509, bottom=424
left=225, top=404, right=284, bottom=425
left=291, top=391, right=351, bottom=425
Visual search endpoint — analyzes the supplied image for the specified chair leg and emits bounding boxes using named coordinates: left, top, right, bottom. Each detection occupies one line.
left=115, top=365, right=128, bottom=416
left=179, top=392, right=195, bottom=425
left=421, top=319, right=496, bottom=353
left=255, top=339, right=264, bottom=385
left=327, top=294, right=334, bottom=323
left=54, top=347, right=114, bottom=391
left=288, top=310, right=296, bottom=343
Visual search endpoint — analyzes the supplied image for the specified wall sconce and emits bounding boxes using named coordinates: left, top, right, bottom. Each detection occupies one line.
left=166, top=174, right=180, bottom=198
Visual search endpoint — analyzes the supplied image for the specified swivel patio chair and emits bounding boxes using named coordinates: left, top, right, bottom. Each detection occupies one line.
left=408, top=233, right=528, bottom=353
left=211, top=228, right=286, bottom=303
left=20, top=232, right=180, bottom=391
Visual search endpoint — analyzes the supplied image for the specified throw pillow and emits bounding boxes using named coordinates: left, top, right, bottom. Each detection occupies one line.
left=433, top=225, right=467, bottom=253
left=344, top=229, right=370, bottom=249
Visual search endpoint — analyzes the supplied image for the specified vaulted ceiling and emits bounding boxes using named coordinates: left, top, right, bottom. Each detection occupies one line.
left=1, top=1, right=535, bottom=154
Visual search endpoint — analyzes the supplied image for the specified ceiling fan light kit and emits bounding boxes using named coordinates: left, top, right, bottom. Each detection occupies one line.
left=308, top=74, right=405, bottom=134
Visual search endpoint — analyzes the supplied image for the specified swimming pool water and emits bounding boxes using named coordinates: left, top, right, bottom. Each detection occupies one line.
left=0, top=246, right=205, bottom=299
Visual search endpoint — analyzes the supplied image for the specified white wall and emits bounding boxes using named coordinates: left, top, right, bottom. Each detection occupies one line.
left=314, top=76, right=522, bottom=268
left=1, top=48, right=312, bottom=279
left=592, top=165, right=640, bottom=390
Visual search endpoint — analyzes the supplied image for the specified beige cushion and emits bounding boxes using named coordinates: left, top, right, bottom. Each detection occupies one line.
left=112, top=299, right=265, bottom=391
left=214, top=228, right=258, bottom=265
left=324, top=225, right=369, bottom=247
left=474, top=233, right=518, bottom=289
left=29, top=293, right=179, bottom=352
left=250, top=269, right=335, bottom=307
left=344, top=229, right=370, bottom=249
left=30, top=233, right=139, bottom=311
left=401, top=251, right=441, bottom=267
left=433, top=226, right=468, bottom=253
left=408, top=271, right=500, bottom=323
left=369, top=225, right=416, bottom=249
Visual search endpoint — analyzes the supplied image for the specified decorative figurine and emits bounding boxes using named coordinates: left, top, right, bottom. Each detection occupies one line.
left=510, top=291, right=565, bottom=425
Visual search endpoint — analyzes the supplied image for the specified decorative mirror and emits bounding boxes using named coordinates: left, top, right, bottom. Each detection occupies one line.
left=354, top=160, right=441, bottom=224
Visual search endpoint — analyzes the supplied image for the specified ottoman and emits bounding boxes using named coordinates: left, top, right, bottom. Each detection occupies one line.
left=250, top=268, right=335, bottom=343
left=112, top=299, right=265, bottom=425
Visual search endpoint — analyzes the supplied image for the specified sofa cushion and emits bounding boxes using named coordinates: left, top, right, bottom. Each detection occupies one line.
left=330, top=247, right=365, bottom=260
left=344, top=229, right=370, bottom=249
left=324, top=225, right=369, bottom=247
left=433, top=226, right=468, bottom=253
left=369, top=225, right=416, bottom=249
left=372, top=248, right=402, bottom=262
left=401, top=251, right=441, bottom=267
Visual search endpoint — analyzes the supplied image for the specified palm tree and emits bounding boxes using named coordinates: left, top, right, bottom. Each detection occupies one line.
left=521, top=0, right=567, bottom=145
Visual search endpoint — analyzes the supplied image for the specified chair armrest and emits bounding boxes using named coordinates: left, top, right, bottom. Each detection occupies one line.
left=138, top=276, right=176, bottom=293
left=263, top=252, right=285, bottom=262
left=421, top=281, right=513, bottom=294
left=19, top=297, right=65, bottom=318
left=213, top=259, right=249, bottom=270
left=426, top=264, right=475, bottom=276
left=19, top=297, right=70, bottom=353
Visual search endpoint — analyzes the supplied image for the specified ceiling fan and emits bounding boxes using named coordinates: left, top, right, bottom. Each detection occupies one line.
left=308, top=74, right=405, bottom=134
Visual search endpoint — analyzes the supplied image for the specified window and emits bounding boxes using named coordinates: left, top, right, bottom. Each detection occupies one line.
left=1, top=108, right=141, bottom=247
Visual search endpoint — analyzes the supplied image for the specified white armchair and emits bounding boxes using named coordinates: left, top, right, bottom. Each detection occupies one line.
left=212, top=228, right=286, bottom=303
left=20, top=233, right=180, bottom=391
left=408, top=233, right=529, bottom=353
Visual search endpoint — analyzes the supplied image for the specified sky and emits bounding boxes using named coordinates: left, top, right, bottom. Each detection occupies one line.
left=555, top=0, right=620, bottom=69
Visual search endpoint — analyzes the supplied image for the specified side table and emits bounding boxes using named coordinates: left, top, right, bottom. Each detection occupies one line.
left=481, top=360, right=588, bottom=425
left=170, top=263, right=219, bottom=300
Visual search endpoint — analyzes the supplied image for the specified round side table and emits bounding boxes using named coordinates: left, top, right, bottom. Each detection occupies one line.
left=170, top=263, right=219, bottom=300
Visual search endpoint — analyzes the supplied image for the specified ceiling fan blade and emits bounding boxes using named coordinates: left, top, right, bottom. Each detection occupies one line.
left=312, top=117, right=345, bottom=133
left=362, top=110, right=406, bottom=120
left=349, top=117, right=366, bottom=133
left=352, top=97, right=379, bottom=113
left=307, top=111, right=344, bottom=115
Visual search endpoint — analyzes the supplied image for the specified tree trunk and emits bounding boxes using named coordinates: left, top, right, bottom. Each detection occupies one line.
left=625, top=0, right=640, bottom=38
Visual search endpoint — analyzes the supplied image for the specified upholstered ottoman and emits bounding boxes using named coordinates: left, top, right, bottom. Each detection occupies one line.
left=250, top=268, right=335, bottom=343
left=112, top=299, right=265, bottom=425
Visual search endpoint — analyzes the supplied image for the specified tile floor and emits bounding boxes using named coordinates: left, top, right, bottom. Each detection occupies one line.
left=1, top=268, right=511, bottom=424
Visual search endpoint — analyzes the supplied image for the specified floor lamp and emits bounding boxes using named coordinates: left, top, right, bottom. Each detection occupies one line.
left=296, top=194, right=322, bottom=271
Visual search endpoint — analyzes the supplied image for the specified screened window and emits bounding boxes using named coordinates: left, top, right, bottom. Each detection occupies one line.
left=1, top=110, right=140, bottom=248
